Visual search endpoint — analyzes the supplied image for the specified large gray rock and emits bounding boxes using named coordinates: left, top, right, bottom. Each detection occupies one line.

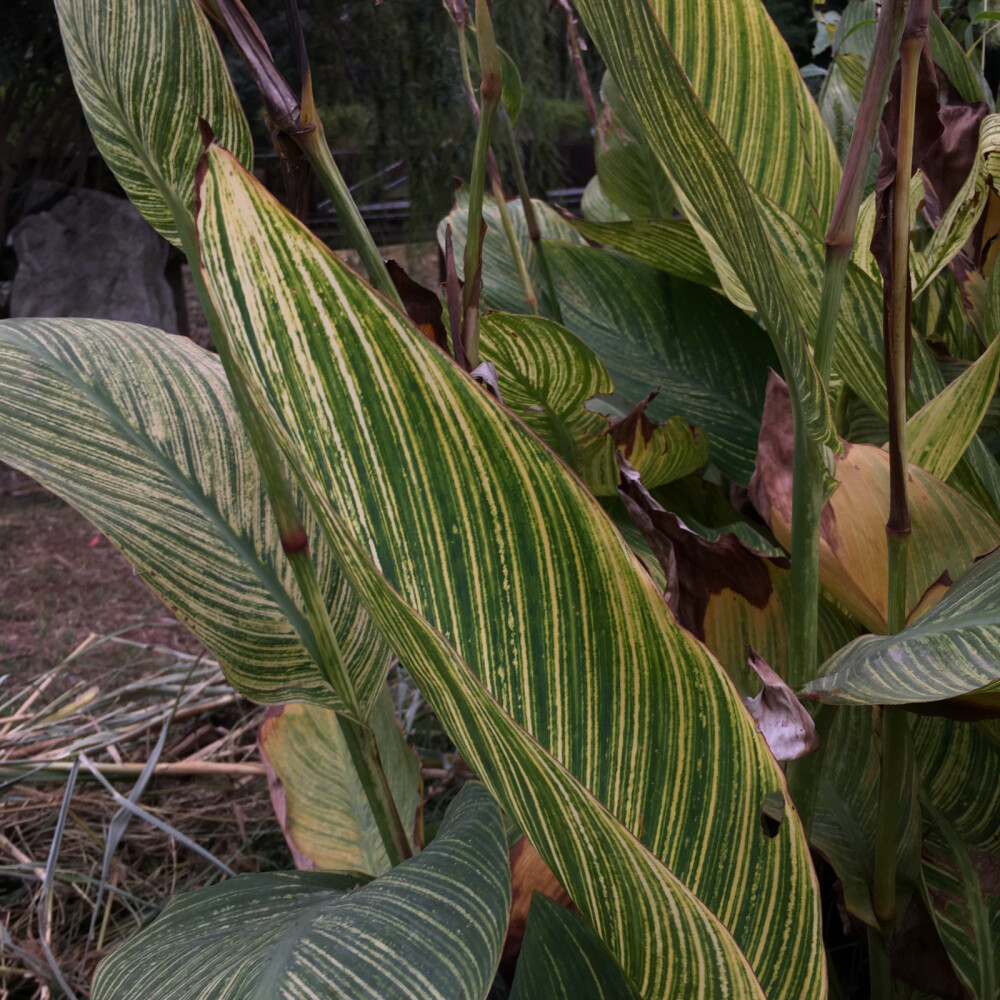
left=9, top=189, right=178, bottom=332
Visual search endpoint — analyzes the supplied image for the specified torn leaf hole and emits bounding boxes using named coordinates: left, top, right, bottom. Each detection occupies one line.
left=759, top=791, right=785, bottom=839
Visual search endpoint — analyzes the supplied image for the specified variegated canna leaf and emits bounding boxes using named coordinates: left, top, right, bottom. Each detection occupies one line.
left=803, top=549, right=1000, bottom=710
left=0, top=319, right=387, bottom=714
left=570, top=0, right=839, bottom=453
left=196, top=142, right=825, bottom=999
left=55, top=0, right=252, bottom=246
left=480, top=312, right=707, bottom=495
left=565, top=216, right=718, bottom=287
left=92, top=783, right=509, bottom=1000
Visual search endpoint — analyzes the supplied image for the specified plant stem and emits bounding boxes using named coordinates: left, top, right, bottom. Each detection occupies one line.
left=498, top=109, right=564, bottom=324
left=867, top=924, right=893, bottom=1000
left=788, top=404, right=825, bottom=691
left=462, top=0, right=503, bottom=366
left=872, top=705, right=907, bottom=928
left=451, top=9, right=538, bottom=315
left=296, top=127, right=403, bottom=311
left=785, top=702, right=837, bottom=841
left=814, top=247, right=851, bottom=384
left=492, top=172, right=539, bottom=313
left=817, top=0, right=910, bottom=386
left=462, top=98, right=499, bottom=367
left=872, top=20, right=923, bottom=949
left=338, top=714, right=413, bottom=866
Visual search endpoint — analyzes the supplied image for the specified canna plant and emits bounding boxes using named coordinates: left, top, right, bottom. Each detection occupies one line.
left=6, top=0, right=1000, bottom=996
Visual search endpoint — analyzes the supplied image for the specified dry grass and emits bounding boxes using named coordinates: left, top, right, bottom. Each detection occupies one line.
left=0, top=640, right=290, bottom=999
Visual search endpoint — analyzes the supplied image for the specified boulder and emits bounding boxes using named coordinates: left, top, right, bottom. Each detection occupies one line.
left=8, top=189, right=177, bottom=332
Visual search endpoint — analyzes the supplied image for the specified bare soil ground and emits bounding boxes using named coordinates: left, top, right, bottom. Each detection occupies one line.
left=0, top=467, right=205, bottom=678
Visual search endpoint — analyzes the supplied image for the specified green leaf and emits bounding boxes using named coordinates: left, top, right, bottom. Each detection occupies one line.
left=54, top=0, right=252, bottom=247
left=480, top=312, right=708, bottom=495
left=803, top=549, right=1000, bottom=709
left=594, top=73, right=674, bottom=220
left=197, top=143, right=825, bottom=999
left=580, top=176, right=629, bottom=223
left=930, top=12, right=994, bottom=108
left=906, top=334, right=1000, bottom=482
left=509, top=894, right=641, bottom=1000
left=572, top=0, right=839, bottom=453
left=259, top=688, right=420, bottom=876
left=0, top=319, right=387, bottom=714
left=565, top=217, right=719, bottom=287
left=812, top=707, right=922, bottom=927
left=92, top=782, right=510, bottom=1000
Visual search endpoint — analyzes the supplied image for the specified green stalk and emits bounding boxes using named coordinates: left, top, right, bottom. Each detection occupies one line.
left=462, top=0, right=503, bottom=366
left=867, top=924, right=893, bottom=1000
left=785, top=702, right=837, bottom=841
left=872, top=22, right=923, bottom=958
left=498, top=109, right=564, bottom=325
left=295, top=127, right=404, bottom=311
left=338, top=715, right=413, bottom=866
left=452, top=12, right=538, bottom=314
left=815, top=0, right=910, bottom=384
left=174, top=203, right=410, bottom=865
left=788, top=405, right=825, bottom=691
left=492, top=171, right=539, bottom=313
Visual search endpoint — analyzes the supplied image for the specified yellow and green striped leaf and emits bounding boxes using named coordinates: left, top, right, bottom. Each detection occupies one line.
left=0, top=319, right=387, bottom=713
left=565, top=217, right=718, bottom=287
left=259, top=689, right=420, bottom=876
left=55, top=0, right=252, bottom=247
left=906, top=334, right=1000, bottom=482
left=509, top=894, right=641, bottom=1000
left=914, top=717, right=1000, bottom=996
left=570, top=0, right=838, bottom=452
left=626, top=0, right=840, bottom=231
left=93, top=782, right=510, bottom=1000
left=480, top=312, right=707, bottom=495
left=803, top=550, right=1000, bottom=708
left=197, top=144, right=825, bottom=999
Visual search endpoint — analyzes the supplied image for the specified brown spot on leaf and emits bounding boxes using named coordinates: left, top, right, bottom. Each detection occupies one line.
left=618, top=458, right=781, bottom=638
left=609, top=390, right=660, bottom=450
